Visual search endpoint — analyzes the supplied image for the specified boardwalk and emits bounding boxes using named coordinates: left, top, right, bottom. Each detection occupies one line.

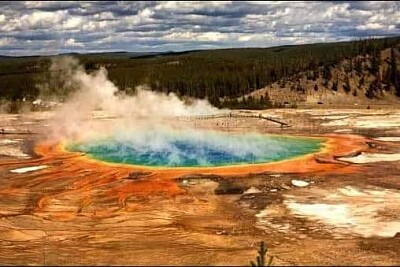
left=175, top=112, right=290, bottom=128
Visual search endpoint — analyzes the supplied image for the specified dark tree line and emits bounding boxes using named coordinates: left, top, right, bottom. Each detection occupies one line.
left=0, top=36, right=400, bottom=107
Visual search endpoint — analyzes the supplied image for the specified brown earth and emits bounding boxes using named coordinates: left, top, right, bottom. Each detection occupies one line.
left=247, top=47, right=400, bottom=109
left=0, top=108, right=400, bottom=265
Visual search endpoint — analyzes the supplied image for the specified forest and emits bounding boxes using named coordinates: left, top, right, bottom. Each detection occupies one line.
left=0, top=36, right=399, bottom=111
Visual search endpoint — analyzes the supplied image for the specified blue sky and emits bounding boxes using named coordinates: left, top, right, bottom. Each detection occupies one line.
left=0, top=1, right=399, bottom=56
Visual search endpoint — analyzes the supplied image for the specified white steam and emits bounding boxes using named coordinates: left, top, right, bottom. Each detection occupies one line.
left=47, top=56, right=224, bottom=142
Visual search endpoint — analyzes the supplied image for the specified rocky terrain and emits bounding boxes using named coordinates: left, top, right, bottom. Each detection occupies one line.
left=0, top=107, right=399, bottom=265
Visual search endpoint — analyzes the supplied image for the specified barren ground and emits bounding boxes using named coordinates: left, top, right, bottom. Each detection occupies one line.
left=0, top=107, right=400, bottom=265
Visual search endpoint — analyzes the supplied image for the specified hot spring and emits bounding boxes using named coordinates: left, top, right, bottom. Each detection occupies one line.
left=66, top=128, right=324, bottom=168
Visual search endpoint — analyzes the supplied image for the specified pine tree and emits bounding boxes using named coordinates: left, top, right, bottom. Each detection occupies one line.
left=331, top=80, right=338, bottom=91
left=369, top=54, right=380, bottom=75
left=250, top=241, right=274, bottom=267
left=354, top=58, right=363, bottom=75
left=389, top=47, right=400, bottom=96
left=343, top=76, right=351, bottom=93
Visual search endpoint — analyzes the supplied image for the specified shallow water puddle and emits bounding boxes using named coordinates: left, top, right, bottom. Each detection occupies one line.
left=257, top=186, right=400, bottom=238
left=0, top=139, right=20, bottom=145
left=291, top=179, right=310, bottom=187
left=319, top=111, right=400, bottom=128
left=0, top=147, right=30, bottom=158
left=338, top=152, right=400, bottom=164
left=10, top=165, right=49, bottom=173
left=374, top=137, right=400, bottom=142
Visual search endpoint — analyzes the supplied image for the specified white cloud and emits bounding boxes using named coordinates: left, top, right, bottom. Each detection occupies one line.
left=24, top=11, right=64, bottom=26
left=0, top=37, right=15, bottom=47
left=64, top=38, right=84, bottom=47
left=4, top=10, right=66, bottom=32
left=356, top=23, right=385, bottom=31
left=0, top=14, right=6, bottom=24
left=93, top=12, right=114, bottom=20
left=164, top=31, right=228, bottom=42
left=0, top=1, right=399, bottom=55
left=237, top=33, right=274, bottom=42
left=154, top=1, right=231, bottom=11
left=62, top=17, right=84, bottom=30
left=127, top=8, right=155, bottom=25
left=82, top=20, right=111, bottom=32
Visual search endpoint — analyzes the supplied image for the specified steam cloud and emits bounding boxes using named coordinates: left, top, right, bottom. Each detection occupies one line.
left=47, top=56, right=225, bottom=142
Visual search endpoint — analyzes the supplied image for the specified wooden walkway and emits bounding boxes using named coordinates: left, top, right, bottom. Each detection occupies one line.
left=176, top=113, right=290, bottom=128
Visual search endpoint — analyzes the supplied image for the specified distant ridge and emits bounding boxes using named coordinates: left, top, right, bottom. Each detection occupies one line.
left=0, top=51, right=161, bottom=59
left=1, top=36, right=399, bottom=59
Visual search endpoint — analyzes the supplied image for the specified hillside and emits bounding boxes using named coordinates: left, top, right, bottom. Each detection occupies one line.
left=243, top=46, right=400, bottom=109
left=0, top=36, right=400, bottom=112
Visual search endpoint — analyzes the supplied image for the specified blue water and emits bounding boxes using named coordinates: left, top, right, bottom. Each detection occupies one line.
left=67, top=129, right=324, bottom=167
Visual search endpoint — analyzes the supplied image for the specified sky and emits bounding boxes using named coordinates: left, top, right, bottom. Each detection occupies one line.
left=0, top=1, right=399, bottom=56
